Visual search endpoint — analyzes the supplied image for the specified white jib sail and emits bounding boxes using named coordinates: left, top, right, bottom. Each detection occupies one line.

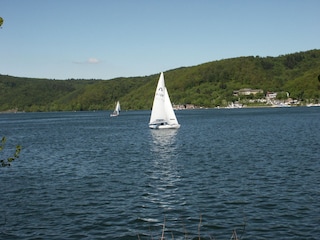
left=164, top=87, right=179, bottom=125
left=115, top=101, right=120, bottom=113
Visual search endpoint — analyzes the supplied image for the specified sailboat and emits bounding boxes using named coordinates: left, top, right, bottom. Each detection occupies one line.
left=110, top=101, right=121, bottom=117
left=149, top=72, right=180, bottom=129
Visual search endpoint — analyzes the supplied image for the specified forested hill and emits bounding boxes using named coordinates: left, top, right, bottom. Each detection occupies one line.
left=1, top=49, right=320, bottom=112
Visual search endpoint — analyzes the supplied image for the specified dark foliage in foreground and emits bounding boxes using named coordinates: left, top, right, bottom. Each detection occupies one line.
left=0, top=137, right=21, bottom=167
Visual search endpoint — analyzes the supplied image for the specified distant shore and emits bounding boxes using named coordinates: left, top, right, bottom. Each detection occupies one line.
left=1, top=103, right=320, bottom=114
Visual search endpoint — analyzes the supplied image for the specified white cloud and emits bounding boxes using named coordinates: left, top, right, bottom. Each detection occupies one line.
left=88, top=58, right=99, bottom=64
left=73, top=58, right=101, bottom=64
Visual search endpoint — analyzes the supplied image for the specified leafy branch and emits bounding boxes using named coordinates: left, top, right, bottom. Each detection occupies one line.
left=0, top=136, right=22, bottom=167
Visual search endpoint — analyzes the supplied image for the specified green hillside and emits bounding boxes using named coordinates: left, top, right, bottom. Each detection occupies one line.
left=1, top=49, right=320, bottom=112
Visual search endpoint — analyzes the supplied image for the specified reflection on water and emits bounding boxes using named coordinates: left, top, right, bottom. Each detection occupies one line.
left=150, top=129, right=178, bottom=153
left=147, top=130, right=185, bottom=216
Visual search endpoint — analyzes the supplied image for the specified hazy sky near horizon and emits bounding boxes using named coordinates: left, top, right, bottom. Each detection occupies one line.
left=1, top=0, right=319, bottom=80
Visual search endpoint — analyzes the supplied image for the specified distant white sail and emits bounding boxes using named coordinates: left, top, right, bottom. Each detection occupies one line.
left=110, top=101, right=120, bottom=117
left=149, top=72, right=180, bottom=129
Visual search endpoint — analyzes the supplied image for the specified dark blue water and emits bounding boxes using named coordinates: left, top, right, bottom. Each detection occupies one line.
left=1, top=107, right=319, bottom=240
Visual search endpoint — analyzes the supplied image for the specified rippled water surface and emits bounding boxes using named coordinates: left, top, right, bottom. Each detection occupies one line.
left=1, top=107, right=320, bottom=239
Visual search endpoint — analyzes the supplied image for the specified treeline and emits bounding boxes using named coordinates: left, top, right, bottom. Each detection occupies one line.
left=1, top=49, right=320, bottom=112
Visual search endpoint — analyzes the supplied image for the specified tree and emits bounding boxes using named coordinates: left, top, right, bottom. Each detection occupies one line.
left=0, top=137, right=22, bottom=167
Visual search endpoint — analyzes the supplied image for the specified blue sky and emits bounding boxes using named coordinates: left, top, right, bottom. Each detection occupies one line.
left=1, top=0, right=319, bottom=80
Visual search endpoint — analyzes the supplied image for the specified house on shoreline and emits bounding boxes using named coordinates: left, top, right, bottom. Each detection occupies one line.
left=233, top=88, right=264, bottom=96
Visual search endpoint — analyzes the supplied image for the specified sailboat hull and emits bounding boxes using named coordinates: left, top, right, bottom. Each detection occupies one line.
left=110, top=113, right=119, bottom=117
left=149, top=123, right=180, bottom=129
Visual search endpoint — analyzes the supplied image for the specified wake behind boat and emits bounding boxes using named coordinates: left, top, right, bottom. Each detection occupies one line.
left=149, top=72, right=180, bottom=129
left=110, top=101, right=120, bottom=117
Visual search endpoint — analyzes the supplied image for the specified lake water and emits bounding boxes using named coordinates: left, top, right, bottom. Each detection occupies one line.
left=1, top=107, right=319, bottom=240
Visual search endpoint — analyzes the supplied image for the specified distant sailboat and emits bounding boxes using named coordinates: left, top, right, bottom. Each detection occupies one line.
left=110, top=101, right=121, bottom=117
left=149, top=72, right=180, bottom=129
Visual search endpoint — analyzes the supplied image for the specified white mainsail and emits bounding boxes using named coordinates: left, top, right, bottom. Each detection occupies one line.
left=110, top=101, right=120, bottom=117
left=149, top=72, right=180, bottom=129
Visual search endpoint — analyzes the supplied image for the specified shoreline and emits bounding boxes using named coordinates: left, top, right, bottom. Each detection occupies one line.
left=1, top=105, right=319, bottom=114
